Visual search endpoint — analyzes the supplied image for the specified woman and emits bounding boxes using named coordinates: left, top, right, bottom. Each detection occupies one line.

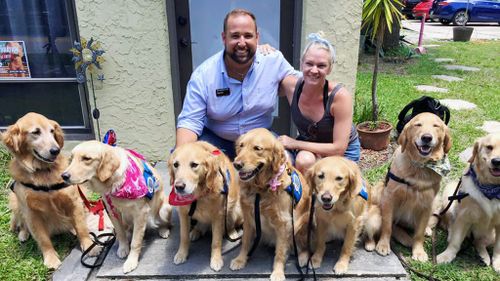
left=278, top=33, right=360, bottom=174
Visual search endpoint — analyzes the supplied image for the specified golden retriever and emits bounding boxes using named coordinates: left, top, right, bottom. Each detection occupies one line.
left=1, top=112, right=98, bottom=269
left=62, top=140, right=172, bottom=273
left=437, top=133, right=500, bottom=272
left=375, top=112, right=452, bottom=261
left=168, top=141, right=243, bottom=271
left=229, top=128, right=311, bottom=281
left=301, top=156, right=381, bottom=274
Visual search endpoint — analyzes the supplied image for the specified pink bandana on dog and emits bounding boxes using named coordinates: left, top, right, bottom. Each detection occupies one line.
left=168, top=187, right=197, bottom=206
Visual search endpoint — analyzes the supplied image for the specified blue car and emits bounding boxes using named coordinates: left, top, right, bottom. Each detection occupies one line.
left=430, top=0, right=500, bottom=25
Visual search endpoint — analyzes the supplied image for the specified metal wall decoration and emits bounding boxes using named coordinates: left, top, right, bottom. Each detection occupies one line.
left=71, top=37, right=105, bottom=140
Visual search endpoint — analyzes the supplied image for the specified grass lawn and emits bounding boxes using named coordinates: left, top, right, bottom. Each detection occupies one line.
left=0, top=40, right=498, bottom=280
left=356, top=40, right=500, bottom=281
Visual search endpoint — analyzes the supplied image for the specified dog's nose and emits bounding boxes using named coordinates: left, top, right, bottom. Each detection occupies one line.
left=233, top=161, right=243, bottom=171
left=421, top=134, right=433, bottom=144
left=492, top=157, right=500, bottom=167
left=174, top=182, right=186, bottom=192
left=61, top=172, right=71, bottom=181
left=50, top=147, right=60, bottom=156
left=321, top=193, right=332, bottom=203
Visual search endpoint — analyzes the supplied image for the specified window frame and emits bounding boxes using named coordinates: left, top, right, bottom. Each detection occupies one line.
left=0, top=0, right=94, bottom=140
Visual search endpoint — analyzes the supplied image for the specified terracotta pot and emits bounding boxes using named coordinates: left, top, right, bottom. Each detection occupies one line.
left=453, top=26, right=474, bottom=42
left=356, top=121, right=393, bottom=151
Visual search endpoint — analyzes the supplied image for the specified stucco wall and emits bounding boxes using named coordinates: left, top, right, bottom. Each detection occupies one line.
left=75, top=0, right=175, bottom=160
left=302, top=0, right=362, bottom=94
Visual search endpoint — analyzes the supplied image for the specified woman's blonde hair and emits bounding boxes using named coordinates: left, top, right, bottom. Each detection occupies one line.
left=301, top=31, right=336, bottom=66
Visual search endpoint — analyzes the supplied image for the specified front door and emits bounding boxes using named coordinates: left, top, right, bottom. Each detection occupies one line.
left=167, top=0, right=300, bottom=136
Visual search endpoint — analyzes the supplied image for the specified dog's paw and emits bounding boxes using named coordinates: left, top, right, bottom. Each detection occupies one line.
left=270, top=270, right=286, bottom=281
left=298, top=251, right=309, bottom=267
left=364, top=240, right=376, bottom=252
left=492, top=257, right=500, bottom=273
left=436, top=251, right=454, bottom=264
left=87, top=245, right=102, bottom=257
left=122, top=257, right=138, bottom=274
left=173, top=251, right=188, bottom=265
left=333, top=260, right=349, bottom=274
left=229, top=256, right=247, bottom=271
left=44, top=255, right=62, bottom=269
left=18, top=230, right=30, bottom=242
left=412, top=248, right=428, bottom=262
left=210, top=256, right=224, bottom=271
left=189, top=228, right=202, bottom=241
left=311, top=254, right=323, bottom=269
left=117, top=244, right=130, bottom=259
left=375, top=240, right=391, bottom=256
left=477, top=250, right=491, bottom=266
left=158, top=227, right=170, bottom=239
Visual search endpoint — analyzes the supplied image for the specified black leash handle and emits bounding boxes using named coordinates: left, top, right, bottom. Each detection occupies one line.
left=81, top=232, right=116, bottom=268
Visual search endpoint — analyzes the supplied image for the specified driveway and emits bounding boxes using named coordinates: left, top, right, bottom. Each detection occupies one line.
left=402, top=19, right=500, bottom=43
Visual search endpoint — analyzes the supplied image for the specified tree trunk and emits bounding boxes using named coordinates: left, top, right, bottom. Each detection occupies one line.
left=371, top=21, right=386, bottom=123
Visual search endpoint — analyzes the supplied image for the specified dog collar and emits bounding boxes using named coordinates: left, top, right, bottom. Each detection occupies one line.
left=412, top=155, right=451, bottom=177
left=268, top=164, right=286, bottom=191
left=15, top=180, right=70, bottom=192
left=466, top=165, right=500, bottom=200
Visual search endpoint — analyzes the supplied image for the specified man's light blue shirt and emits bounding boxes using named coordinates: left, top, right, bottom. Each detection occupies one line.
left=177, top=50, right=294, bottom=141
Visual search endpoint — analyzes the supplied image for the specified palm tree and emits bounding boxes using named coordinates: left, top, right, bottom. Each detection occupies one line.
left=362, top=0, right=403, bottom=123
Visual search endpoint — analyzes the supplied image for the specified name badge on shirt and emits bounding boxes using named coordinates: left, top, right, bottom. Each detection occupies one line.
left=216, top=88, right=230, bottom=97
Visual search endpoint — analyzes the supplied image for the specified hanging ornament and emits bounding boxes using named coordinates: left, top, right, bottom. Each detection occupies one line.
left=70, top=37, right=105, bottom=83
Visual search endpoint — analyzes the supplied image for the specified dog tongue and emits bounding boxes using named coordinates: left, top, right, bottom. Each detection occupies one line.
left=491, top=168, right=500, bottom=177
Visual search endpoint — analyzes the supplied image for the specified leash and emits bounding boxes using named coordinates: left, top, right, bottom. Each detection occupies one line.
left=77, top=186, right=106, bottom=231
left=76, top=187, right=116, bottom=268
left=303, top=193, right=317, bottom=280
left=391, top=240, right=441, bottom=281
left=247, top=193, right=261, bottom=257
left=80, top=232, right=116, bottom=268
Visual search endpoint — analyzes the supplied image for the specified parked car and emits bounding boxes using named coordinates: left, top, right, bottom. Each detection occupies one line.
left=413, top=0, right=434, bottom=20
left=430, top=0, right=500, bottom=25
left=403, top=0, right=424, bottom=18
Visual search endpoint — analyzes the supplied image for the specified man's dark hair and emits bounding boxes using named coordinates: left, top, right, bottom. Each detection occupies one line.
left=223, top=8, right=257, bottom=33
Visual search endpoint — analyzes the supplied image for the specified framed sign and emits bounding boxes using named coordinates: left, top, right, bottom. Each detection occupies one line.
left=0, top=41, right=31, bottom=78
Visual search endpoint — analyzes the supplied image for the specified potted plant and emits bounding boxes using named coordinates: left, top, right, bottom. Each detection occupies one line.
left=453, top=0, right=474, bottom=42
left=357, top=0, right=403, bottom=150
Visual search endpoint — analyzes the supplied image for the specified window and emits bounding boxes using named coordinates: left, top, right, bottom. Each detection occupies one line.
left=0, top=0, right=92, bottom=138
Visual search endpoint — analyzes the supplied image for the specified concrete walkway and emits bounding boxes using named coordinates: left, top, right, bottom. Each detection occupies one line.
left=55, top=162, right=408, bottom=281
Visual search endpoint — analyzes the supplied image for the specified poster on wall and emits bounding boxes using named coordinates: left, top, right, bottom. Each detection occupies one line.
left=0, top=41, right=31, bottom=78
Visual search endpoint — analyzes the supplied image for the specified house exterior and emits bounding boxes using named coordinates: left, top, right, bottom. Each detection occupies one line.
left=0, top=0, right=362, bottom=160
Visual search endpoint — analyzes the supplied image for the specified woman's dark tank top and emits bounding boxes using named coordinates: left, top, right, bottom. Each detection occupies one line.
left=291, top=78, right=358, bottom=144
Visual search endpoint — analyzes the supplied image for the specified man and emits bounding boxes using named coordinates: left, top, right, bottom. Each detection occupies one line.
left=176, top=8, right=295, bottom=159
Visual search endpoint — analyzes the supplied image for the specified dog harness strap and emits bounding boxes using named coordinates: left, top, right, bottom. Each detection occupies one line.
left=358, top=180, right=369, bottom=201
left=20, top=181, right=70, bottom=192
left=385, top=168, right=412, bottom=187
left=218, top=168, right=230, bottom=194
left=285, top=170, right=303, bottom=205
left=466, top=166, right=500, bottom=200
left=248, top=193, right=261, bottom=257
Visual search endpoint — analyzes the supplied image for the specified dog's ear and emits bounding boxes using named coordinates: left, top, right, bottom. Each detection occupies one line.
left=272, top=140, right=287, bottom=174
left=2, top=124, right=22, bottom=153
left=305, top=163, right=317, bottom=193
left=443, top=126, right=452, bottom=154
left=398, top=125, right=409, bottom=153
left=468, top=139, right=480, bottom=163
left=97, top=147, right=120, bottom=182
left=51, top=121, right=64, bottom=148
left=205, top=154, right=223, bottom=193
left=346, top=160, right=362, bottom=199
left=167, top=153, right=175, bottom=185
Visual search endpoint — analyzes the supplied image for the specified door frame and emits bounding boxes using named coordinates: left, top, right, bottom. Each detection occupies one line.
left=166, top=0, right=302, bottom=135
